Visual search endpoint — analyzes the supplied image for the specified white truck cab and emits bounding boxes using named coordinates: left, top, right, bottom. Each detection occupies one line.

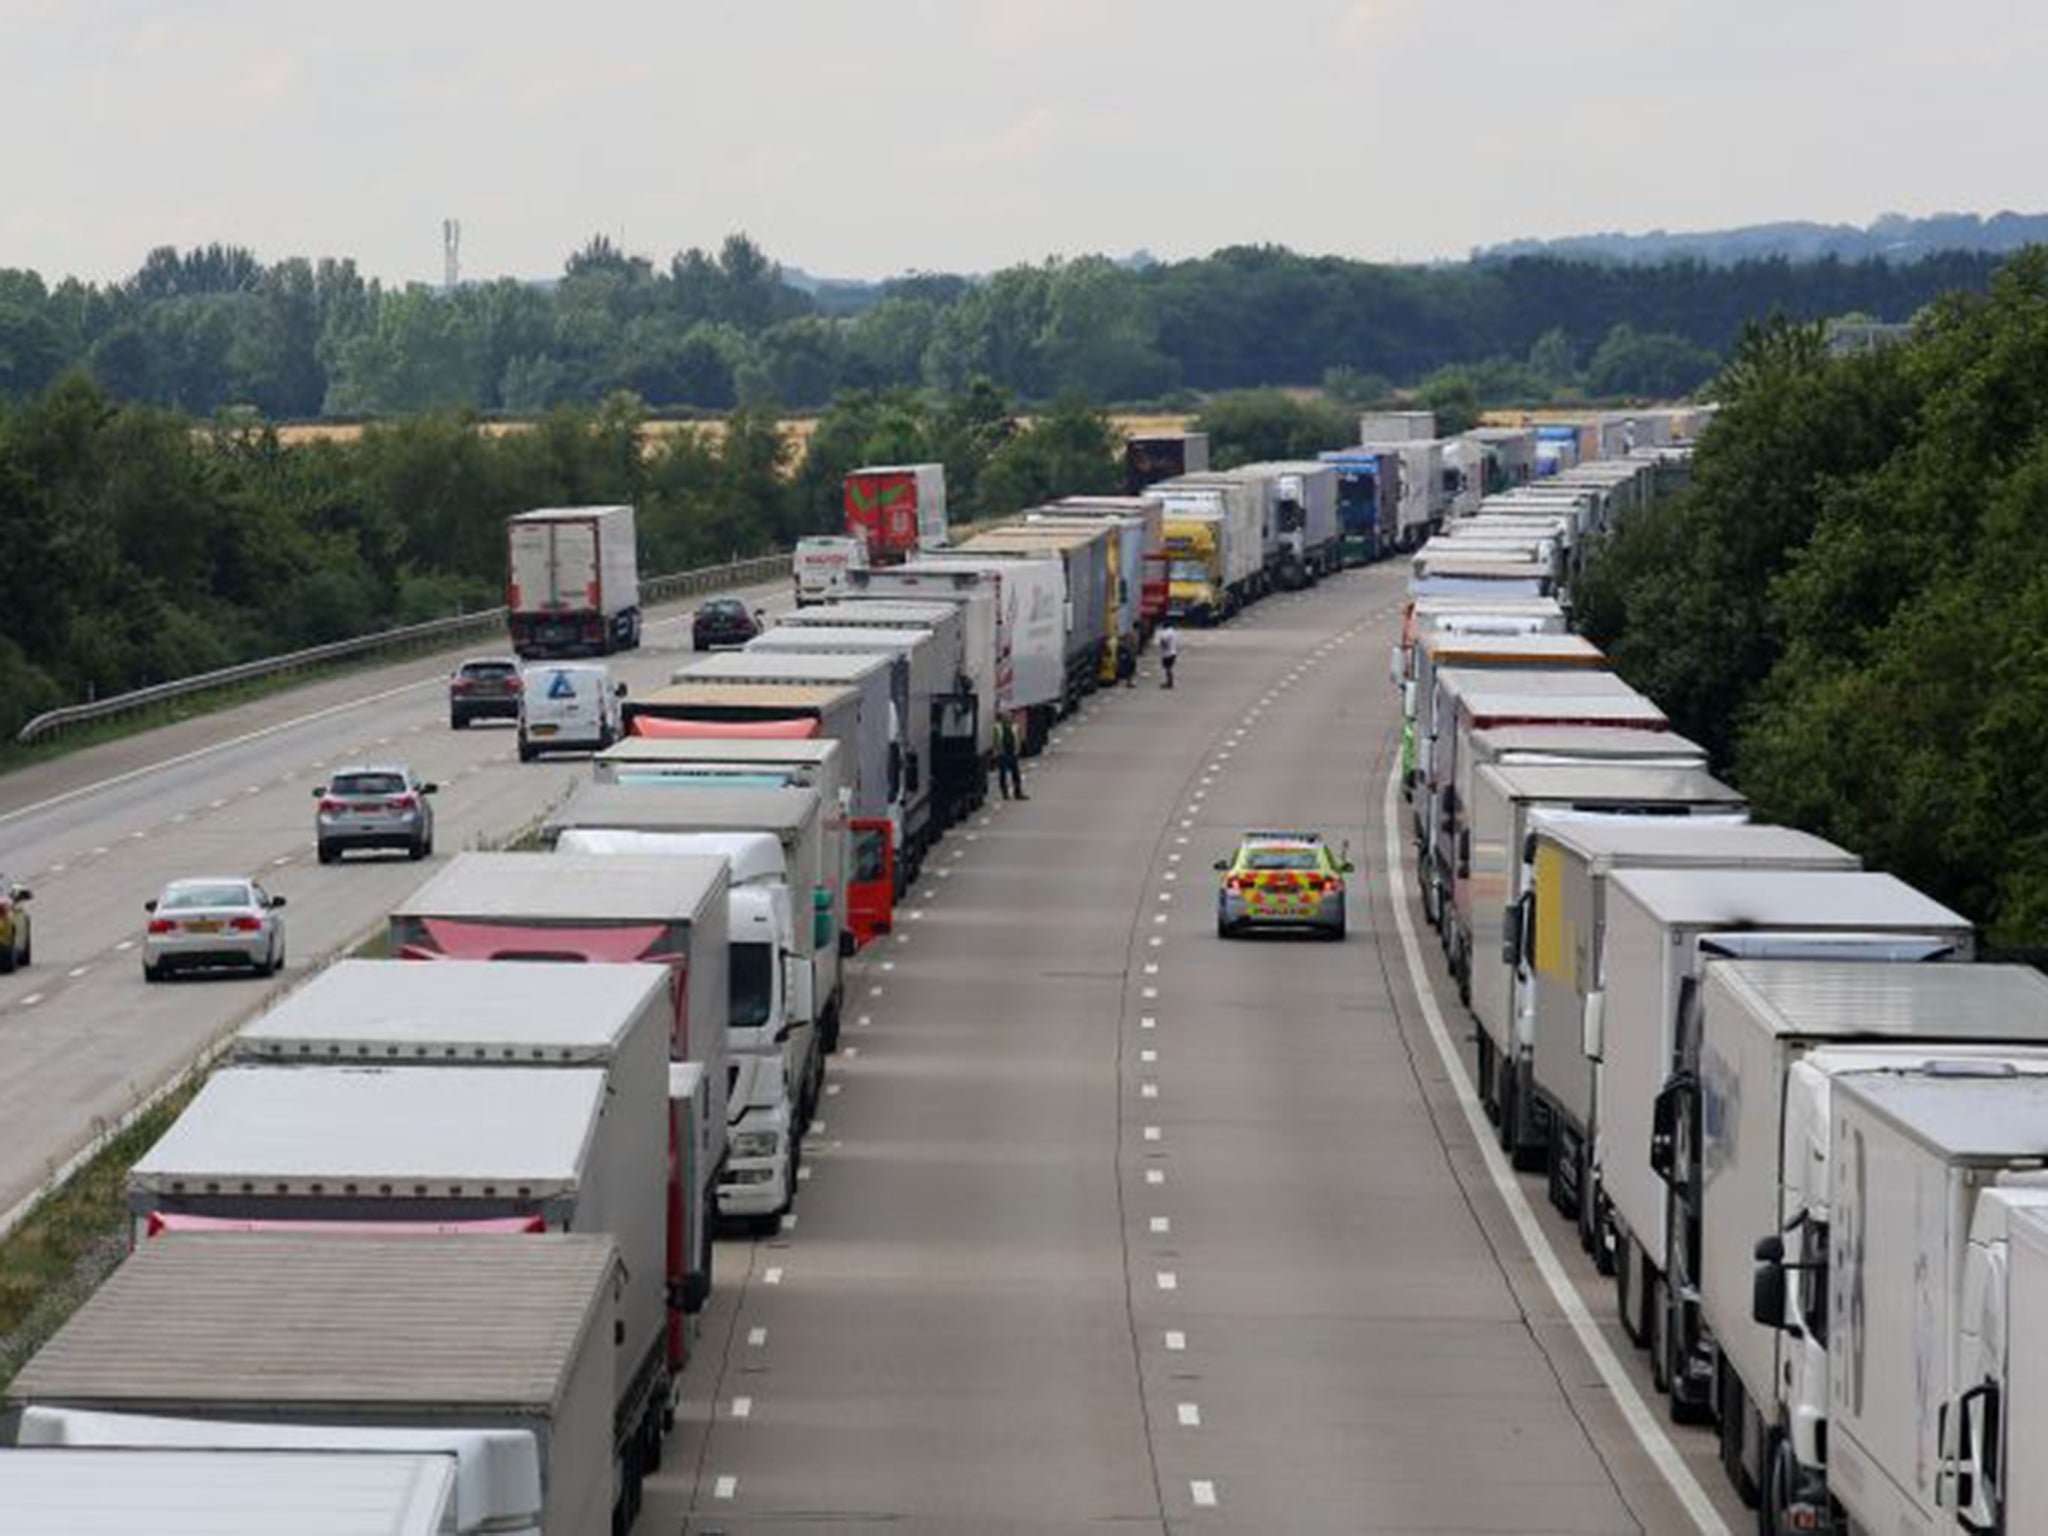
left=795, top=536, right=869, bottom=606
left=517, top=662, right=624, bottom=761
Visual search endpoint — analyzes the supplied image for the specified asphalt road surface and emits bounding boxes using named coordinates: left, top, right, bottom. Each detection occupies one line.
left=651, top=567, right=1745, bottom=1534
left=0, top=577, right=791, bottom=1228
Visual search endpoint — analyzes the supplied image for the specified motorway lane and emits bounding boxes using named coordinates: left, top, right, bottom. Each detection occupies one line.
left=0, top=579, right=790, bottom=1225
left=653, top=571, right=1745, bottom=1533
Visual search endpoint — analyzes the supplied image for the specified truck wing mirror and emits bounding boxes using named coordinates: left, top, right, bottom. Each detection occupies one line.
left=1938, top=1383, right=2001, bottom=1528
left=1751, top=1236, right=1787, bottom=1328
left=1500, top=902, right=1523, bottom=968
left=1456, top=828, right=1471, bottom=879
left=1649, top=1077, right=1685, bottom=1185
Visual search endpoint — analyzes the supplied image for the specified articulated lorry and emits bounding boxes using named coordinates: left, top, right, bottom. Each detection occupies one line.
left=1464, top=762, right=1749, bottom=1167
left=844, top=463, right=946, bottom=564
left=6, top=1233, right=627, bottom=1536
left=947, top=525, right=1112, bottom=710
left=1123, top=431, right=1208, bottom=494
left=1692, top=962, right=2048, bottom=1529
left=1024, top=504, right=1157, bottom=675
left=1151, top=476, right=1264, bottom=622
left=1824, top=1070, right=2048, bottom=1535
left=852, top=558, right=1063, bottom=753
left=654, top=653, right=910, bottom=883
left=775, top=601, right=988, bottom=787
left=1360, top=438, right=1445, bottom=549
left=1597, top=867, right=1973, bottom=1422
left=1041, top=495, right=1168, bottom=640
left=1406, top=631, right=1606, bottom=799
left=546, top=783, right=848, bottom=1048
left=1522, top=821, right=1859, bottom=1259
left=1235, top=461, right=1340, bottom=587
left=506, top=506, right=641, bottom=659
left=1319, top=448, right=1399, bottom=565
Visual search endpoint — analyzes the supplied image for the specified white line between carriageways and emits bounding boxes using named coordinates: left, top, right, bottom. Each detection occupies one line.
left=1379, top=761, right=1729, bottom=1536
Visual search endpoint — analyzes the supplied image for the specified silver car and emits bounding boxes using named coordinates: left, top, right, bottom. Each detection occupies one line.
left=314, top=765, right=437, bottom=863
left=144, top=878, right=286, bottom=981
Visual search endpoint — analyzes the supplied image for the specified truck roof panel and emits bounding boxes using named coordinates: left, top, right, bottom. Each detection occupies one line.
left=642, top=680, right=856, bottom=708
left=236, top=959, right=669, bottom=1059
left=675, top=651, right=890, bottom=684
left=790, top=602, right=958, bottom=624
left=1537, top=820, right=1852, bottom=866
left=1481, top=762, right=1742, bottom=802
left=129, top=1066, right=606, bottom=1195
left=6, top=1234, right=617, bottom=1409
left=1840, top=1071, right=2048, bottom=1160
left=1710, top=961, right=2048, bottom=1044
left=1607, top=866, right=1972, bottom=931
left=597, top=737, right=841, bottom=765
left=393, top=852, right=726, bottom=922
left=1470, top=724, right=1701, bottom=757
left=548, top=782, right=818, bottom=838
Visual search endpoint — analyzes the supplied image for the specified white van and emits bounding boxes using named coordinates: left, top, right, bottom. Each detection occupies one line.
left=517, top=662, right=624, bottom=761
left=794, top=536, right=868, bottom=606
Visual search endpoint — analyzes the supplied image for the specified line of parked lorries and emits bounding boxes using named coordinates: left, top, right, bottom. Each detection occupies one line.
left=1398, top=412, right=2048, bottom=1535
left=0, top=437, right=1381, bottom=1534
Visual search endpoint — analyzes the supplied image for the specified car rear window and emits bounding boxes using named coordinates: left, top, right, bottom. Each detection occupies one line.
left=462, top=662, right=516, bottom=679
left=1244, top=848, right=1319, bottom=872
left=162, top=883, right=254, bottom=910
left=703, top=600, right=746, bottom=617
left=331, top=772, right=407, bottom=796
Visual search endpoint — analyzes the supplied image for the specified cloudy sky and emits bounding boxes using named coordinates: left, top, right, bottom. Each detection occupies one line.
left=4, top=0, right=2042, bottom=285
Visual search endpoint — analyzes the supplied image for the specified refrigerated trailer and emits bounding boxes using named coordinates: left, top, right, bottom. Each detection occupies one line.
left=1040, top=495, right=1168, bottom=638
left=1693, top=963, right=2048, bottom=1528
left=5, top=1234, right=625, bottom=1536
left=1596, top=867, right=1973, bottom=1421
left=946, top=526, right=1112, bottom=709
left=506, top=506, right=640, bottom=659
left=775, top=601, right=988, bottom=766
left=844, top=463, right=946, bottom=563
left=1523, top=821, right=1859, bottom=1259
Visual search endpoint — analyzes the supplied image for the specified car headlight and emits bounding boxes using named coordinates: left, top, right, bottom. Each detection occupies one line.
left=731, top=1130, right=781, bottom=1159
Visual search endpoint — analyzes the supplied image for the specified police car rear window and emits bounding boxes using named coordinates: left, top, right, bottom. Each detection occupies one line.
left=1244, top=849, right=1319, bottom=871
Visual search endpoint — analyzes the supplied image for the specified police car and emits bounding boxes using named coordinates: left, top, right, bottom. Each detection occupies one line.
left=1214, top=831, right=1353, bottom=940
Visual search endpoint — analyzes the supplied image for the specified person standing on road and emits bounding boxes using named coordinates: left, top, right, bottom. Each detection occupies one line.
left=1157, top=623, right=1180, bottom=689
left=1117, top=638, right=1137, bottom=689
left=994, top=709, right=1027, bottom=801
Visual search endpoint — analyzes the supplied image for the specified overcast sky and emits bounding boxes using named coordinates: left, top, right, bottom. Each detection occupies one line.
left=5, top=0, right=2043, bottom=286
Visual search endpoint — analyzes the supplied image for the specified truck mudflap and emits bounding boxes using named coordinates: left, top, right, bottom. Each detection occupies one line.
left=846, top=818, right=896, bottom=949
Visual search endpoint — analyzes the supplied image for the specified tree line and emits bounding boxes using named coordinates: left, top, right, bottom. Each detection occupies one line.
left=0, top=377, right=1123, bottom=742
left=0, top=235, right=2006, bottom=419
left=1575, top=249, right=2048, bottom=947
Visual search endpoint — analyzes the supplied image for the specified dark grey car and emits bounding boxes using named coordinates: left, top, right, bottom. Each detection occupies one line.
left=314, top=765, right=437, bottom=863
left=449, top=656, right=524, bottom=728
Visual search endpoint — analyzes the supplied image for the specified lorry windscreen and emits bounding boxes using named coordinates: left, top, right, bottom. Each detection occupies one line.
left=730, top=942, right=775, bottom=1030
left=1169, top=560, right=1210, bottom=583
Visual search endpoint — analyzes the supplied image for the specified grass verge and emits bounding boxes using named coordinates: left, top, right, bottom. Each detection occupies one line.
left=0, top=1078, right=202, bottom=1392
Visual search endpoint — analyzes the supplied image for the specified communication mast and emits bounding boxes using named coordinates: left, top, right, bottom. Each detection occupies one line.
left=442, top=219, right=462, bottom=292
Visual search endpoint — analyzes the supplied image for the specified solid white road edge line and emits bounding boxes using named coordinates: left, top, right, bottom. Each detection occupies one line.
left=1380, top=761, right=1730, bottom=1536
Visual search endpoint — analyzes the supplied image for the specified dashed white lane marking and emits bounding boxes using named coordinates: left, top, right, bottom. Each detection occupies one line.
left=1146, top=1169, right=1166, bottom=1186
left=1177, top=1402, right=1202, bottom=1428
left=881, top=961, right=895, bottom=972
left=939, top=868, right=952, bottom=878
left=1167, top=851, right=1182, bottom=862
left=1150, top=1215, right=1171, bottom=1234
left=1143, top=962, right=1159, bottom=975
left=797, top=1165, right=813, bottom=1182
left=1158, top=892, right=1173, bottom=903
left=20, top=994, right=44, bottom=1007
left=116, top=940, right=134, bottom=951
left=1174, top=835, right=1189, bottom=846
left=731, top=1396, right=753, bottom=1420
left=1140, top=1048, right=1157, bottom=1063
left=1142, top=1125, right=1161, bottom=1142
left=1141, top=1083, right=1158, bottom=1099
left=1148, top=936, right=1163, bottom=948
left=1142, top=986, right=1158, bottom=999
left=242, top=785, right=261, bottom=795
left=1180, top=819, right=1193, bottom=829
left=894, top=933, right=909, bottom=945
left=780, top=1212, right=799, bottom=1231
left=868, top=985, right=884, bottom=997
left=127, top=830, right=145, bottom=840
left=92, top=846, right=108, bottom=856
left=764, top=1267, right=784, bottom=1286
left=714, top=1475, right=738, bottom=1501
left=48, top=864, right=65, bottom=874
left=908, top=909, right=925, bottom=920
left=825, top=1083, right=841, bottom=1098
left=1140, top=1015, right=1156, bottom=1029
left=67, top=966, right=89, bottom=979
left=1380, top=762, right=1729, bottom=1535
left=856, top=1014, right=871, bottom=1027
left=1165, top=1330, right=1187, bottom=1351
left=271, top=856, right=291, bottom=866
left=842, top=1046, right=859, bottom=1060
left=1156, top=1272, right=1178, bottom=1292
left=1153, top=915, right=1167, bottom=926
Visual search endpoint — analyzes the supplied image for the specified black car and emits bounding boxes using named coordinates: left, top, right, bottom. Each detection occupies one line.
left=693, top=598, right=765, bottom=651
left=448, top=656, right=523, bottom=728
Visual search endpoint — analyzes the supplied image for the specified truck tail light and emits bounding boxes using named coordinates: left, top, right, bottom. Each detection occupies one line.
left=230, top=916, right=264, bottom=932
left=147, top=919, right=174, bottom=934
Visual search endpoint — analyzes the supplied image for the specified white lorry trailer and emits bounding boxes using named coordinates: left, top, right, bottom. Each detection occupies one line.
left=1523, top=821, right=1859, bottom=1258
left=1465, top=761, right=1749, bottom=1170
left=4, top=1234, right=625, bottom=1536
left=506, top=506, right=640, bottom=659
left=1823, top=1071, right=2048, bottom=1536
left=1360, top=439, right=1445, bottom=548
left=386, top=853, right=730, bottom=1193
left=1236, top=461, right=1341, bottom=587
left=554, top=828, right=817, bottom=1227
left=1694, top=963, right=2048, bottom=1528
left=777, top=600, right=988, bottom=776
left=945, top=526, right=1113, bottom=711
left=1150, top=475, right=1266, bottom=615
left=0, top=1446, right=463, bottom=1536
left=1950, top=1202, right=2048, bottom=1534
left=1597, top=866, right=1973, bottom=1422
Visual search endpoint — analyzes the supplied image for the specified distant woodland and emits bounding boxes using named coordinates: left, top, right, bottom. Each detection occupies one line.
left=0, top=234, right=2007, bottom=418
